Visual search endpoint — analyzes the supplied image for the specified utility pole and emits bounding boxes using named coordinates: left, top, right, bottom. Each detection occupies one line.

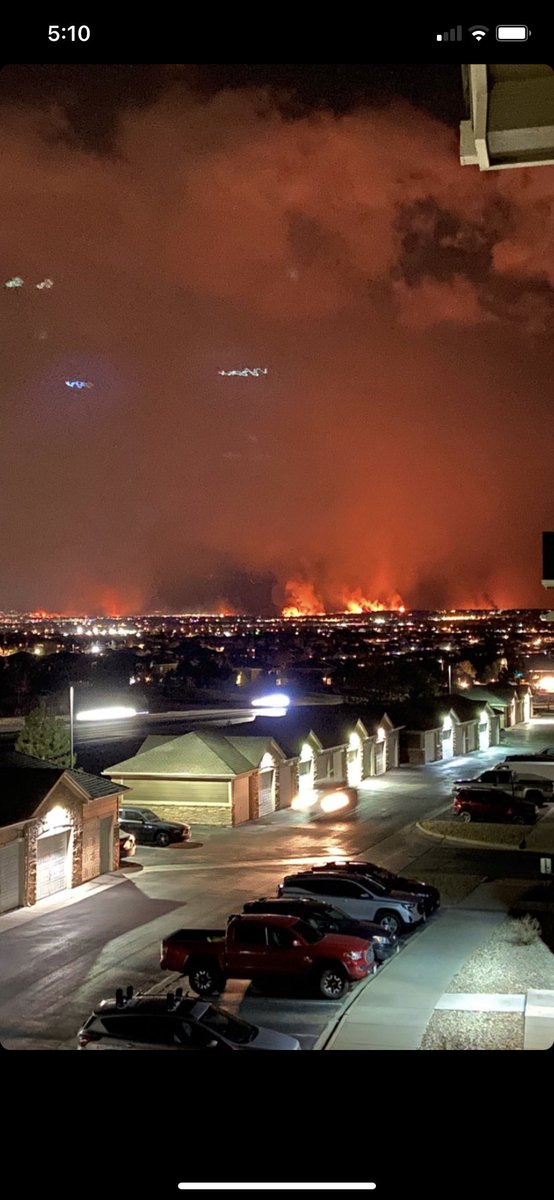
left=69, top=685, right=74, bottom=766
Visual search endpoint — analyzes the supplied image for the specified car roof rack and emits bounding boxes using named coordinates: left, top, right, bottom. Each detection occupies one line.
left=115, top=985, right=134, bottom=1008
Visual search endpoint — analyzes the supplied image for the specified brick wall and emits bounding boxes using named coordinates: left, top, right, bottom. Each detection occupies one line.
left=137, top=802, right=232, bottom=826
left=248, top=774, right=260, bottom=821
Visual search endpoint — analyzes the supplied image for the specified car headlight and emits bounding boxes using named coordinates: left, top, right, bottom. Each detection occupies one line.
left=345, top=950, right=364, bottom=961
left=291, top=792, right=319, bottom=810
left=320, top=792, right=350, bottom=813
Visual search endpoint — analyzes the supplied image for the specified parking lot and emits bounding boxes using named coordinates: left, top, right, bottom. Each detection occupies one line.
left=1, top=719, right=551, bottom=1050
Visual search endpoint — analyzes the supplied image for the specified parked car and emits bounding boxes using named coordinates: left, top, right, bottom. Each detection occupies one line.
left=118, top=806, right=190, bottom=847
left=310, top=860, right=440, bottom=916
left=291, top=781, right=358, bottom=819
left=78, top=986, right=300, bottom=1051
left=453, top=768, right=552, bottom=806
left=242, top=896, right=399, bottom=963
left=160, top=913, right=375, bottom=999
left=452, top=788, right=538, bottom=824
left=118, top=827, right=136, bottom=858
left=278, top=869, right=425, bottom=936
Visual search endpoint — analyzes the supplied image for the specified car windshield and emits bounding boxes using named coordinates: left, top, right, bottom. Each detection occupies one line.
left=365, top=864, right=392, bottom=883
left=318, top=905, right=348, bottom=929
left=200, top=1007, right=257, bottom=1044
left=137, top=809, right=159, bottom=821
left=293, top=919, right=324, bottom=944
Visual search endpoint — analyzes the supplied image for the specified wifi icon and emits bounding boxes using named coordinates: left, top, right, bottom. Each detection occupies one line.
left=469, top=25, right=489, bottom=40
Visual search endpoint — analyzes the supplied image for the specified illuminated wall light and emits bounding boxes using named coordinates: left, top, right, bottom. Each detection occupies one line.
left=42, top=805, right=71, bottom=832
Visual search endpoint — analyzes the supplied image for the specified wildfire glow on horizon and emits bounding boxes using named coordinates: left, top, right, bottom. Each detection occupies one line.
left=281, top=578, right=407, bottom=617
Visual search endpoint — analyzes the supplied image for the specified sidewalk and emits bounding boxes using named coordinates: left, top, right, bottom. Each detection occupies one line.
left=319, top=909, right=502, bottom=1050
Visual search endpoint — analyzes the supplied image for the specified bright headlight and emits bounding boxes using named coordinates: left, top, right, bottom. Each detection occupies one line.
left=320, top=792, right=350, bottom=813
left=291, top=793, right=319, bottom=810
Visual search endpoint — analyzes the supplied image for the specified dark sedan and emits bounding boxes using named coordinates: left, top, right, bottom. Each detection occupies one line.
left=118, top=806, right=190, bottom=847
left=311, top=860, right=440, bottom=916
left=242, top=895, right=399, bottom=963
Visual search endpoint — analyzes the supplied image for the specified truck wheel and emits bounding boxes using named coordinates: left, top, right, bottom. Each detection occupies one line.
left=188, top=962, right=226, bottom=996
left=375, top=910, right=403, bottom=937
left=318, top=965, right=348, bottom=1000
left=250, top=976, right=269, bottom=995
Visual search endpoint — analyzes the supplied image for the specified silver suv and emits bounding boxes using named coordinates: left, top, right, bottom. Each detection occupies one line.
left=278, top=870, right=425, bottom=936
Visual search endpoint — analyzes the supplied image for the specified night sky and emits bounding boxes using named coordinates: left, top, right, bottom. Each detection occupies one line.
left=1, top=63, right=553, bottom=615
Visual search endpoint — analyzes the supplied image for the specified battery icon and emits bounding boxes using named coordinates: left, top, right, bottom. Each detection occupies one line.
left=496, top=25, right=529, bottom=41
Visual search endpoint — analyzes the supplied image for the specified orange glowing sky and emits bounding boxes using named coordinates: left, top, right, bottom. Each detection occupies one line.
left=0, top=65, right=553, bottom=615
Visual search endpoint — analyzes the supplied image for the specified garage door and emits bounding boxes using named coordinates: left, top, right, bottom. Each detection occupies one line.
left=121, top=779, right=230, bottom=807
left=478, top=720, right=490, bottom=751
left=258, top=769, right=276, bottom=816
left=99, top=816, right=113, bottom=873
left=441, top=730, right=454, bottom=760
left=0, top=841, right=21, bottom=914
left=375, top=743, right=385, bottom=775
left=36, top=831, right=70, bottom=900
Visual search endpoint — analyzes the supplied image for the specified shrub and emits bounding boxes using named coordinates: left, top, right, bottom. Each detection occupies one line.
left=505, top=914, right=542, bottom=946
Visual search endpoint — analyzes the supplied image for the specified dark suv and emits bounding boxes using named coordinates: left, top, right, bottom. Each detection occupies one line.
left=118, top=806, right=190, bottom=847
left=310, top=860, right=440, bottom=917
left=452, top=788, right=537, bottom=824
left=242, top=896, right=399, bottom=963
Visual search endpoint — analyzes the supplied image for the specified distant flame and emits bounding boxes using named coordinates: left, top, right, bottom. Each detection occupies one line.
left=215, top=598, right=236, bottom=617
left=342, top=589, right=406, bottom=614
left=282, top=578, right=325, bottom=617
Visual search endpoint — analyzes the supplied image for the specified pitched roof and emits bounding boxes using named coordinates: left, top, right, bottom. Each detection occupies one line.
left=0, top=751, right=125, bottom=827
left=464, top=685, right=514, bottom=708
left=103, top=730, right=278, bottom=779
left=136, top=735, right=174, bottom=755
left=241, top=704, right=401, bottom=754
left=66, top=769, right=128, bottom=800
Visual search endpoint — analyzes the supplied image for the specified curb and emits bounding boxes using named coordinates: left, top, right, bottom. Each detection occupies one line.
left=415, top=820, right=534, bottom=853
left=312, top=947, right=405, bottom=1052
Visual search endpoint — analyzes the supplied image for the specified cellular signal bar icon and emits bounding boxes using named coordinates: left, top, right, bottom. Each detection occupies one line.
left=437, top=25, right=462, bottom=41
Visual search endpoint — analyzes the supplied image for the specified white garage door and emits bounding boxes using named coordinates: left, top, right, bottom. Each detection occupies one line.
left=0, top=841, right=21, bottom=914
left=478, top=721, right=490, bottom=751
left=36, top=831, right=70, bottom=900
left=258, top=769, right=276, bottom=816
left=442, top=731, right=454, bottom=760
left=375, top=743, right=385, bottom=775
left=347, top=748, right=362, bottom=785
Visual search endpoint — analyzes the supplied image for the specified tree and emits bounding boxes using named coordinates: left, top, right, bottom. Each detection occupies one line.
left=16, top=703, right=74, bottom=768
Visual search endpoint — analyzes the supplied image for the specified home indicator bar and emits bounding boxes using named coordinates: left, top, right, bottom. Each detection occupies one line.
left=178, top=1187, right=377, bottom=1193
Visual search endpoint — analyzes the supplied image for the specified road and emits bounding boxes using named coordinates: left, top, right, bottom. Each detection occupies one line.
left=1, top=718, right=552, bottom=1050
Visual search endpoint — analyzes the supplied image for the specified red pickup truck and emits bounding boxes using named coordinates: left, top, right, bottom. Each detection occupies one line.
left=160, top=913, right=375, bottom=1000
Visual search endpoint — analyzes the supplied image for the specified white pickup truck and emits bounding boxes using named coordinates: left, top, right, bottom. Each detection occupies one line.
left=453, top=766, right=553, bottom=805
left=498, top=754, right=554, bottom=785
